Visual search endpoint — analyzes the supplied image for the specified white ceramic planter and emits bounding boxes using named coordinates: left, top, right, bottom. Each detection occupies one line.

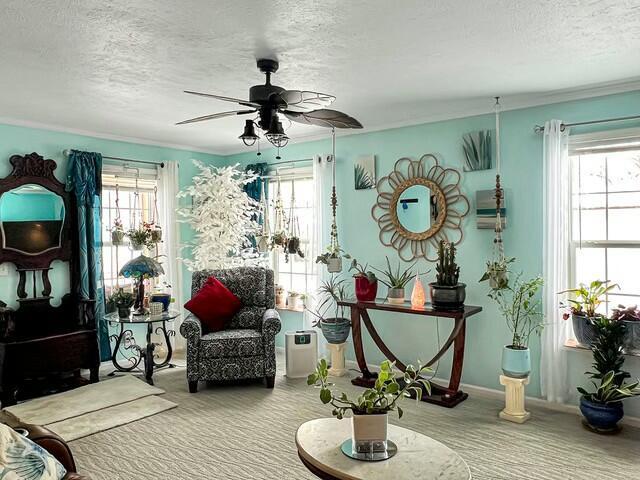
left=287, top=294, right=301, bottom=310
left=351, top=413, right=388, bottom=454
left=327, top=256, right=343, bottom=273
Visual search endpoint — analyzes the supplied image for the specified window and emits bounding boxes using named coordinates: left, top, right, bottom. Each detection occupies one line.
left=569, top=128, right=640, bottom=317
left=101, top=166, right=164, bottom=296
left=267, top=169, right=318, bottom=308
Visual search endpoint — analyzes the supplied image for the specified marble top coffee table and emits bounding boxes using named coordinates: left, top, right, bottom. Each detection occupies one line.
left=295, top=418, right=470, bottom=480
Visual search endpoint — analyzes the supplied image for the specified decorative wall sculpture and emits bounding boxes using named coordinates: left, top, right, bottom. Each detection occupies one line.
left=371, top=154, right=470, bottom=262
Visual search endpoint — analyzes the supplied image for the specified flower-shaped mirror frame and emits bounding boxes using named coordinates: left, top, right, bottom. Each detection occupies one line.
left=371, top=154, right=470, bottom=261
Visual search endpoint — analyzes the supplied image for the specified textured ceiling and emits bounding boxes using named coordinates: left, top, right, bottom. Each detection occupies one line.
left=0, top=0, right=639, bottom=154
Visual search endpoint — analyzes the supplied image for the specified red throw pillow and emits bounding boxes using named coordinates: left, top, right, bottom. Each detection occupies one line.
left=184, top=277, right=242, bottom=333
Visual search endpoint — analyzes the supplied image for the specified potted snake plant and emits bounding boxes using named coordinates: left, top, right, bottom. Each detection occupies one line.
left=429, top=241, right=465, bottom=310
left=308, top=359, right=431, bottom=454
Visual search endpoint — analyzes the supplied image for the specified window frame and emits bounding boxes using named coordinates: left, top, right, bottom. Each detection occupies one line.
left=568, top=127, right=640, bottom=317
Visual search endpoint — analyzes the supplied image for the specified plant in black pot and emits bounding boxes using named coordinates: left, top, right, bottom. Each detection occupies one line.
left=487, top=273, right=544, bottom=378
left=305, top=277, right=351, bottom=344
left=578, top=317, right=640, bottom=433
left=429, top=241, right=465, bottom=310
left=109, top=289, right=135, bottom=318
left=558, top=280, right=619, bottom=347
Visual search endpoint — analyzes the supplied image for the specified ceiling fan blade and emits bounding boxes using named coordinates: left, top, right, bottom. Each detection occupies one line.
left=176, top=109, right=256, bottom=125
left=183, top=90, right=259, bottom=108
left=284, top=109, right=363, bottom=129
left=277, top=90, right=336, bottom=112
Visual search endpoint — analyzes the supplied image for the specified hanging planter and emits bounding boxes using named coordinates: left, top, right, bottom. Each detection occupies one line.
left=284, top=179, right=305, bottom=262
left=109, top=185, right=125, bottom=246
left=151, top=225, right=162, bottom=243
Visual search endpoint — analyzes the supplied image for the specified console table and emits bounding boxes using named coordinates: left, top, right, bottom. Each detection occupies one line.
left=337, top=299, right=482, bottom=408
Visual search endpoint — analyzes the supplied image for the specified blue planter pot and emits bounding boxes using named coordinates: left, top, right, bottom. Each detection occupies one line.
left=320, top=317, right=351, bottom=344
left=501, top=345, right=531, bottom=378
left=579, top=396, right=623, bottom=433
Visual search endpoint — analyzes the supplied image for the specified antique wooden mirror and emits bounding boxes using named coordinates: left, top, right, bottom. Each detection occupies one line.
left=371, top=154, right=470, bottom=261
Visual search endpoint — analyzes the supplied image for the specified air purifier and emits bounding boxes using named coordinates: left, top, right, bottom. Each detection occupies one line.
left=285, top=330, right=318, bottom=378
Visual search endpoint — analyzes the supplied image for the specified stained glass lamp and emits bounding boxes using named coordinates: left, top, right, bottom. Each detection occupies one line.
left=119, top=254, right=164, bottom=315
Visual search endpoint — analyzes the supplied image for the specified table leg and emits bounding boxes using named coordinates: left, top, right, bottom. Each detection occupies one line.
left=153, top=320, right=176, bottom=368
left=350, top=307, right=377, bottom=388
left=143, top=322, right=155, bottom=385
left=108, top=323, right=142, bottom=374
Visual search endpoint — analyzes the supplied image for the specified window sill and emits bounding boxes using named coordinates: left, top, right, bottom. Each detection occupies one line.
left=563, top=339, right=640, bottom=358
left=276, top=306, right=304, bottom=313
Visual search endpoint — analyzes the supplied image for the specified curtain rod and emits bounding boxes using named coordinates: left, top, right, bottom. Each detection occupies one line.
left=533, top=114, right=640, bottom=133
left=63, top=149, right=165, bottom=168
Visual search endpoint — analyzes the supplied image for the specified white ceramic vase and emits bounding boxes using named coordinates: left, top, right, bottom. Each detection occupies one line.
left=351, top=413, right=388, bottom=454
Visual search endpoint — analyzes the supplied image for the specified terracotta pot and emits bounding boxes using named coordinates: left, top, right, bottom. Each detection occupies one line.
left=351, top=413, right=388, bottom=454
left=355, top=276, right=378, bottom=302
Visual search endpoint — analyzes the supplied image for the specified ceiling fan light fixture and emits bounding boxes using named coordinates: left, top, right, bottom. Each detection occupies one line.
left=239, top=120, right=259, bottom=146
left=265, top=116, right=289, bottom=148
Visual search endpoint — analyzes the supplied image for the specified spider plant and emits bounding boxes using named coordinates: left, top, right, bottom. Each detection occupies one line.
left=305, top=276, right=350, bottom=326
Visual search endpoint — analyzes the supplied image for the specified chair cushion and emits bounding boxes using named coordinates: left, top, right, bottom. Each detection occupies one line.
left=184, top=277, right=242, bottom=333
left=192, top=268, right=267, bottom=306
left=227, top=306, right=263, bottom=330
left=201, top=329, right=263, bottom=358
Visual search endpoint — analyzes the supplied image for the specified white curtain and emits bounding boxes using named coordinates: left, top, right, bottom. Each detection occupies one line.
left=302, top=155, right=333, bottom=359
left=158, top=161, right=186, bottom=351
left=540, top=120, right=571, bottom=403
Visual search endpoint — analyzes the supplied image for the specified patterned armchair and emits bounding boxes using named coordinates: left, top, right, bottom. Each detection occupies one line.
left=180, top=267, right=281, bottom=392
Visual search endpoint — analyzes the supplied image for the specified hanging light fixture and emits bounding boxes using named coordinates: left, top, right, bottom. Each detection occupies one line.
left=239, top=120, right=259, bottom=146
left=265, top=115, right=289, bottom=148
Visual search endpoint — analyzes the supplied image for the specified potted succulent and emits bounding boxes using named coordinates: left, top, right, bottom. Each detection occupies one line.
left=611, top=304, right=640, bottom=354
left=305, top=277, right=351, bottom=344
left=372, top=257, right=417, bottom=304
left=109, top=219, right=126, bottom=246
left=316, top=245, right=350, bottom=274
left=349, top=259, right=378, bottom=302
left=578, top=316, right=640, bottom=433
left=479, top=257, right=515, bottom=290
left=488, top=273, right=544, bottom=378
left=558, top=280, right=619, bottom=347
left=429, top=241, right=465, bottom=310
left=109, top=289, right=135, bottom=318
left=287, top=291, right=302, bottom=310
left=307, top=359, right=431, bottom=454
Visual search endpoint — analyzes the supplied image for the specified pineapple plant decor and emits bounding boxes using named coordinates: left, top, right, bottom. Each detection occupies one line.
left=429, top=240, right=466, bottom=310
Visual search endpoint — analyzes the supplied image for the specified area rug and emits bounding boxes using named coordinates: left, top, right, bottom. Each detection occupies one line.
left=1, top=375, right=177, bottom=441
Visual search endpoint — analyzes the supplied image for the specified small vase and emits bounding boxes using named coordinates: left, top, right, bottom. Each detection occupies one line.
left=287, top=295, right=301, bottom=310
left=355, top=276, right=377, bottom=302
left=351, top=413, right=388, bottom=454
left=501, top=345, right=531, bottom=378
left=327, top=256, right=342, bottom=273
left=111, top=230, right=125, bottom=246
left=387, top=287, right=405, bottom=304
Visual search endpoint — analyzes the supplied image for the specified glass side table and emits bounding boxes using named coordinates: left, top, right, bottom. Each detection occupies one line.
left=105, top=309, right=180, bottom=385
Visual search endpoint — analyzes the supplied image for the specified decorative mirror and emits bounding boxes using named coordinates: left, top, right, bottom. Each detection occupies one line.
left=0, top=184, right=65, bottom=255
left=371, top=154, right=470, bottom=261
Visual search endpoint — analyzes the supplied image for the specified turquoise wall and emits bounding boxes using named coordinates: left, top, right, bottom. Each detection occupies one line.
left=226, top=90, right=640, bottom=415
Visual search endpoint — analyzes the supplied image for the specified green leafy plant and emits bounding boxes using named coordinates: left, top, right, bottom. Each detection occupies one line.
left=107, top=289, right=134, bottom=310
left=487, top=273, right=544, bottom=349
left=354, top=164, right=375, bottom=189
left=305, top=276, right=350, bottom=326
left=479, top=257, right=515, bottom=289
left=349, top=259, right=377, bottom=283
left=435, top=240, right=460, bottom=286
left=558, top=280, right=619, bottom=318
left=372, top=256, right=417, bottom=289
left=126, top=222, right=158, bottom=250
left=578, top=370, right=640, bottom=404
left=307, top=359, right=432, bottom=419
left=315, top=245, right=351, bottom=265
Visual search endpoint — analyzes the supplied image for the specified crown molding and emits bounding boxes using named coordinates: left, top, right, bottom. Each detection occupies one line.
left=0, top=117, right=226, bottom=157
left=217, top=77, right=640, bottom=156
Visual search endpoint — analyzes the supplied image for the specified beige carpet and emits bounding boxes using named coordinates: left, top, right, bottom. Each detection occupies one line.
left=2, top=376, right=176, bottom=441
left=67, top=355, right=640, bottom=480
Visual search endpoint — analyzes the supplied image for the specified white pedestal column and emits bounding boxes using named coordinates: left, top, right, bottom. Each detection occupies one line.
left=499, top=375, right=530, bottom=423
left=327, top=343, right=347, bottom=377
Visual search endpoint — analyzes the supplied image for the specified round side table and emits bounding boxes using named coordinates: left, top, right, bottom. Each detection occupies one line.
left=295, top=418, right=470, bottom=480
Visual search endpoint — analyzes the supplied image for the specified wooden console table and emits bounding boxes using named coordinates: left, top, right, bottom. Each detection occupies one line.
left=337, top=299, right=482, bottom=408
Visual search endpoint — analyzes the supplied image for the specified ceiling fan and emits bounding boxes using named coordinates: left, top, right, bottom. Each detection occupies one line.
left=177, top=58, right=362, bottom=149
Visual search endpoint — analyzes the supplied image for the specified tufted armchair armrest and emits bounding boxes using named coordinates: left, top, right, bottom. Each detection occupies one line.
left=180, top=314, right=203, bottom=341
left=262, top=309, right=281, bottom=338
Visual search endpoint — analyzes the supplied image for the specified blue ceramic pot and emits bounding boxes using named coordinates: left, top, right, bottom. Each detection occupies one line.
left=320, top=318, right=351, bottom=344
left=579, top=396, right=623, bottom=432
left=151, top=293, right=171, bottom=312
left=501, top=345, right=531, bottom=378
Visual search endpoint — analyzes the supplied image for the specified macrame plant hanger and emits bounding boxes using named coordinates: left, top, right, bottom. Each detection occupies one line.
left=329, top=128, right=340, bottom=268
left=257, top=182, right=270, bottom=253
left=272, top=174, right=288, bottom=250
left=492, top=97, right=506, bottom=265
left=285, top=179, right=304, bottom=262
left=114, top=182, right=122, bottom=287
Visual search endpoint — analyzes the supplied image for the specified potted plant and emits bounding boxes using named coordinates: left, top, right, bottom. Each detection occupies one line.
left=488, top=274, right=544, bottom=378
left=558, top=280, right=619, bottom=347
left=305, top=277, right=351, bottom=344
left=287, top=291, right=302, bottom=310
left=275, top=285, right=286, bottom=308
left=316, top=245, right=350, bottom=274
left=578, top=316, right=640, bottom=432
left=349, top=259, right=378, bottom=302
left=479, top=257, right=515, bottom=290
left=372, top=257, right=417, bottom=304
left=109, top=289, right=135, bottom=318
left=307, top=359, right=431, bottom=454
left=429, top=241, right=465, bottom=310
left=126, top=224, right=155, bottom=251
left=109, top=219, right=125, bottom=246
left=611, top=304, right=640, bottom=355
left=150, top=223, right=162, bottom=243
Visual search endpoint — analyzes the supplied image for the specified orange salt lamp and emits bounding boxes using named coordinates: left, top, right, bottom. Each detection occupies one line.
left=411, top=273, right=426, bottom=309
